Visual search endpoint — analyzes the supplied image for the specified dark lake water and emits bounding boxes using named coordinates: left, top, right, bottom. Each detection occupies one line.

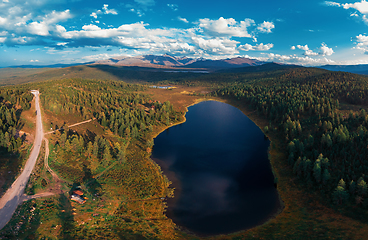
left=151, top=101, right=281, bottom=236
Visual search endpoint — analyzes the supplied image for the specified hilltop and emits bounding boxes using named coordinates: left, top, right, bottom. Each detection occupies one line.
left=0, top=58, right=298, bottom=87
left=318, top=64, right=368, bottom=75
left=2, top=54, right=267, bottom=71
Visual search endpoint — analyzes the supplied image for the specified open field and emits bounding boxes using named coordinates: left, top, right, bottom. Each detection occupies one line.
left=0, top=65, right=209, bottom=86
left=0, top=68, right=53, bottom=86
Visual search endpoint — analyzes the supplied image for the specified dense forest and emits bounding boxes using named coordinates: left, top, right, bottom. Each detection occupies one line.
left=1, top=78, right=182, bottom=239
left=0, top=88, right=32, bottom=153
left=213, top=68, right=368, bottom=213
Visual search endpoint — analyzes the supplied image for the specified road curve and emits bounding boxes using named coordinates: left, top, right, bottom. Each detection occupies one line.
left=0, top=90, right=43, bottom=230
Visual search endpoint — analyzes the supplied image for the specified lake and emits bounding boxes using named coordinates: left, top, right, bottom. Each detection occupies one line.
left=151, top=100, right=282, bottom=236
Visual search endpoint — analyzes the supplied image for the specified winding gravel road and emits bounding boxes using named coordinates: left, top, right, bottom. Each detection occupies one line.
left=0, top=90, right=43, bottom=230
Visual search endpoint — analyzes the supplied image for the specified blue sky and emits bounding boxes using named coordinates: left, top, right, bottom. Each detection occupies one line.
left=1, top=0, right=368, bottom=67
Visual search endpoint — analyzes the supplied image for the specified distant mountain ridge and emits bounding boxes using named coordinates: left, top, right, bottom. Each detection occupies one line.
left=93, top=54, right=265, bottom=70
left=2, top=62, right=93, bottom=69
left=183, top=56, right=264, bottom=69
left=1, top=54, right=278, bottom=71
left=318, top=64, right=368, bottom=75
left=95, top=54, right=197, bottom=68
left=216, top=62, right=301, bottom=73
left=3, top=55, right=368, bottom=75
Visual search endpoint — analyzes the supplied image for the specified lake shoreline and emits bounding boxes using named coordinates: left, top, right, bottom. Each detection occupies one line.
left=150, top=97, right=284, bottom=238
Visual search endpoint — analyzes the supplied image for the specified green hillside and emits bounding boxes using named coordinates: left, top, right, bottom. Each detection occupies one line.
left=0, top=65, right=209, bottom=86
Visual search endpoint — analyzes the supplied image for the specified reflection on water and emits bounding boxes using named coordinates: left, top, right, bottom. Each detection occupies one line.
left=152, top=101, right=281, bottom=235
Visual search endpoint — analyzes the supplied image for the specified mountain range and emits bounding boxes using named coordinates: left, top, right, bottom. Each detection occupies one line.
left=93, top=54, right=265, bottom=70
left=318, top=64, right=368, bottom=75
left=2, top=54, right=368, bottom=75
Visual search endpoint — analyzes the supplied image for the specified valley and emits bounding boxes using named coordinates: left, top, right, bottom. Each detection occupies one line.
left=0, top=63, right=368, bottom=239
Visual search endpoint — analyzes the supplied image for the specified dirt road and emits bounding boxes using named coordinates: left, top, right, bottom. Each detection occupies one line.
left=0, top=90, right=43, bottom=230
left=44, top=118, right=95, bottom=135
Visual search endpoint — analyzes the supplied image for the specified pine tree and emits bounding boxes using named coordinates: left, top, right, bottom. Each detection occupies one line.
left=288, top=141, right=296, bottom=153
left=117, top=147, right=125, bottom=163
left=79, top=136, right=85, bottom=153
left=113, top=142, right=121, bottom=157
left=60, top=133, right=67, bottom=147
left=338, top=178, right=346, bottom=189
left=86, top=141, right=93, bottom=158
left=64, top=140, right=71, bottom=153
left=103, top=146, right=112, bottom=168
left=71, top=136, right=80, bottom=153
left=357, top=178, right=367, bottom=197
left=303, top=158, right=312, bottom=180
left=92, top=141, right=99, bottom=158
left=131, top=126, right=138, bottom=138
left=313, top=159, right=322, bottom=183
left=333, top=180, right=349, bottom=205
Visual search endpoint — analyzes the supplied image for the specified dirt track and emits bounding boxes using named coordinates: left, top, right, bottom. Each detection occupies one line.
left=0, top=90, right=43, bottom=230
left=44, top=118, right=95, bottom=135
left=0, top=98, right=99, bottom=230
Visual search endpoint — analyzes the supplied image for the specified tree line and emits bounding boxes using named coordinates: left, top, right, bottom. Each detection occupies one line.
left=213, top=69, right=368, bottom=209
left=0, top=88, right=32, bottom=153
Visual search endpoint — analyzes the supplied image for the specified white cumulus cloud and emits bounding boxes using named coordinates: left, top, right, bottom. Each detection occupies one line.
left=90, top=12, right=100, bottom=19
left=103, top=4, right=118, bottom=15
left=28, top=22, right=49, bottom=36
left=305, top=50, right=319, bottom=56
left=297, top=44, right=310, bottom=51
left=91, top=4, right=117, bottom=19
left=49, top=16, right=276, bottom=57
left=0, top=3, right=278, bottom=60
left=191, top=36, right=240, bottom=55
left=296, top=43, right=333, bottom=56
left=0, top=16, right=7, bottom=25
left=320, top=43, right=334, bottom=56
left=342, top=0, right=368, bottom=14
left=238, top=43, right=274, bottom=51
left=257, top=21, right=275, bottom=33
left=26, top=9, right=72, bottom=36
left=256, top=53, right=336, bottom=66
left=325, top=0, right=368, bottom=25
left=354, top=34, right=368, bottom=53
left=199, top=17, right=254, bottom=38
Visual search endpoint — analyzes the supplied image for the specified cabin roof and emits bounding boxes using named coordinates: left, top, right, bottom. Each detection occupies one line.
left=73, top=190, right=83, bottom=196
